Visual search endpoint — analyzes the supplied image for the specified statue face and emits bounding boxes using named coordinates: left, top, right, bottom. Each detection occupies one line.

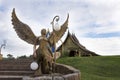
left=41, top=29, right=46, bottom=35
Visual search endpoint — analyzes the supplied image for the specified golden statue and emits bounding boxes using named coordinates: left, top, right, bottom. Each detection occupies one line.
left=11, top=8, right=69, bottom=75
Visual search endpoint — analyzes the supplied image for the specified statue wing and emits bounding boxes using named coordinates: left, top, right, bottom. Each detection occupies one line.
left=11, top=8, right=38, bottom=45
left=48, top=14, right=69, bottom=45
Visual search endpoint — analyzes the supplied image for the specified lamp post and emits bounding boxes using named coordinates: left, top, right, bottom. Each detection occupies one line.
left=0, top=40, right=6, bottom=60
left=51, top=15, right=61, bottom=72
left=51, top=15, right=60, bottom=31
left=51, top=15, right=61, bottom=57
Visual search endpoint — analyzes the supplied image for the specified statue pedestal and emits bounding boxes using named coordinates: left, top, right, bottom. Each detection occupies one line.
left=23, top=63, right=80, bottom=80
left=23, top=73, right=80, bottom=80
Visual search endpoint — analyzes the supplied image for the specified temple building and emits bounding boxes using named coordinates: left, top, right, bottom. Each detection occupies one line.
left=57, top=31, right=99, bottom=57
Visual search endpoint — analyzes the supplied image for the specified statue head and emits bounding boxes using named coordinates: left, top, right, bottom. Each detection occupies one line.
left=41, top=29, right=46, bottom=36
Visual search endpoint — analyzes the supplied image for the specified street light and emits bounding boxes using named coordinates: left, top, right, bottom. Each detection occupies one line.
left=0, top=40, right=6, bottom=60
left=54, top=22, right=60, bottom=31
left=51, top=15, right=61, bottom=31
left=51, top=15, right=61, bottom=72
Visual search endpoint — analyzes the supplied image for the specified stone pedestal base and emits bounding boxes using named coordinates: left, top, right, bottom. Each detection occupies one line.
left=23, top=73, right=80, bottom=80
left=23, top=63, right=80, bottom=80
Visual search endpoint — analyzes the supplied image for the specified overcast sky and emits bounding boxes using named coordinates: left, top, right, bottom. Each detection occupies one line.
left=0, top=0, right=120, bottom=57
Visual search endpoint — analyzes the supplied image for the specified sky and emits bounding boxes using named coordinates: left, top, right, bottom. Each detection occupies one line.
left=0, top=0, right=120, bottom=57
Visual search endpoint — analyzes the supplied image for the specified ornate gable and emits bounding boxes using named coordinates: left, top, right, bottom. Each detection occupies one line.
left=57, top=31, right=99, bottom=57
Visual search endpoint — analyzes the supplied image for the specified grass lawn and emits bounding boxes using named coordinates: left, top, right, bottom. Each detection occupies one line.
left=57, top=56, right=120, bottom=80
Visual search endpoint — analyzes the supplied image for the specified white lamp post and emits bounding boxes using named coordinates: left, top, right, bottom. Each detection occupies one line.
left=30, top=61, right=38, bottom=70
left=51, top=15, right=61, bottom=72
left=0, top=40, right=6, bottom=60
left=54, top=22, right=60, bottom=31
left=51, top=15, right=61, bottom=31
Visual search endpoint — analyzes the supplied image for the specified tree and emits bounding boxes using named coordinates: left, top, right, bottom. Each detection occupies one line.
left=17, top=55, right=27, bottom=59
left=7, top=54, right=14, bottom=59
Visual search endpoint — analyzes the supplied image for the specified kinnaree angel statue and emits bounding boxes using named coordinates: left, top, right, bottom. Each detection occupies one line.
left=11, top=8, right=69, bottom=75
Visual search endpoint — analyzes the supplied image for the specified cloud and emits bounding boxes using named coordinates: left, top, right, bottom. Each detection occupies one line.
left=68, top=0, right=120, bottom=38
left=79, top=37, right=120, bottom=56
left=0, top=0, right=120, bottom=57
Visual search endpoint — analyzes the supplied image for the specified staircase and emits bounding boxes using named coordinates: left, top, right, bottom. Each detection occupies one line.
left=0, top=58, right=34, bottom=80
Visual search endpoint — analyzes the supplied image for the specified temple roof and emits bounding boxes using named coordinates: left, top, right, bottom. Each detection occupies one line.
left=57, top=31, right=99, bottom=56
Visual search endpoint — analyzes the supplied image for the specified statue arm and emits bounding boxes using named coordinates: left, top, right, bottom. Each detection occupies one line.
left=33, top=45, right=37, bottom=58
left=33, top=37, right=39, bottom=58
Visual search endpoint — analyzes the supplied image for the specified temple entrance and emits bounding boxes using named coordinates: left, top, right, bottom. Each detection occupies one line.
left=69, top=50, right=76, bottom=57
